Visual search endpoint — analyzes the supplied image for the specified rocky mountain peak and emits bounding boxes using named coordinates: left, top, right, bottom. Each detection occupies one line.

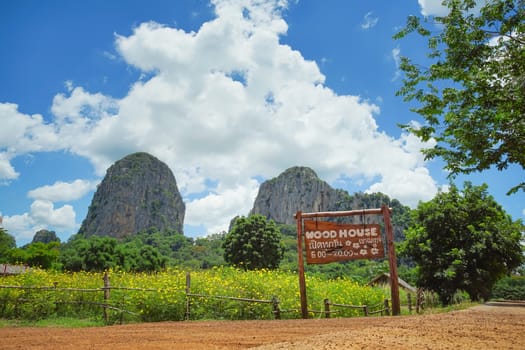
left=78, top=152, right=185, bottom=239
left=249, top=166, right=343, bottom=225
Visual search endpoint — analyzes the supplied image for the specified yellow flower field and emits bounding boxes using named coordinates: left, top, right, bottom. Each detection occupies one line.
left=0, top=267, right=387, bottom=323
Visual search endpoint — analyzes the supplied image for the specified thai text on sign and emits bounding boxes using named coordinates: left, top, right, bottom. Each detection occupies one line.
left=303, top=220, right=385, bottom=264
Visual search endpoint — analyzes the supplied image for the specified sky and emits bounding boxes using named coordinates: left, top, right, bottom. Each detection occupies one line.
left=1, top=0, right=523, bottom=246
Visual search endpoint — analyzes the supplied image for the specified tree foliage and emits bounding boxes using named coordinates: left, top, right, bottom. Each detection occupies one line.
left=223, top=215, right=284, bottom=270
left=394, top=0, right=525, bottom=194
left=400, top=182, right=524, bottom=305
left=0, top=227, right=16, bottom=263
left=60, top=235, right=166, bottom=272
left=6, top=242, right=61, bottom=269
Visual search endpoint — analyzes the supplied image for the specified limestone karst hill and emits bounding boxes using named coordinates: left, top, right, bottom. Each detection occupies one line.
left=78, top=152, right=185, bottom=239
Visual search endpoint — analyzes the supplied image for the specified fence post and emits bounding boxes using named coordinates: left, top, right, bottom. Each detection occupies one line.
left=383, top=299, right=390, bottom=316
left=416, top=288, right=424, bottom=313
left=272, top=296, right=281, bottom=320
left=185, top=272, right=191, bottom=320
left=363, top=305, right=369, bottom=317
left=407, top=293, right=412, bottom=314
left=324, top=298, right=330, bottom=318
left=103, top=271, right=110, bottom=323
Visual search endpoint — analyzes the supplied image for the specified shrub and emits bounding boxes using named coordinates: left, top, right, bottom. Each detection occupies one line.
left=491, top=276, right=525, bottom=301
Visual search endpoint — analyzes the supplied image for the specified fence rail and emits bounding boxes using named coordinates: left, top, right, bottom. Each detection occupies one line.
left=0, top=271, right=420, bottom=324
left=323, top=298, right=391, bottom=317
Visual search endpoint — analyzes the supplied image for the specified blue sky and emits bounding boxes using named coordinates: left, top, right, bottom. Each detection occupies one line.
left=1, top=0, right=523, bottom=246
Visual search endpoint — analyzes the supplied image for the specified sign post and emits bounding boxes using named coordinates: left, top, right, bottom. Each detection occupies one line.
left=295, top=206, right=401, bottom=318
left=382, top=205, right=401, bottom=316
left=295, top=211, right=309, bottom=319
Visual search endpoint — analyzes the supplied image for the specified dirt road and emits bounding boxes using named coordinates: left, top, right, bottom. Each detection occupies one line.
left=1, top=303, right=524, bottom=350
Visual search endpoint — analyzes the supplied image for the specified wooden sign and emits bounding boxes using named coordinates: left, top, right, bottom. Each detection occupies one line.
left=303, top=220, right=384, bottom=264
left=295, top=207, right=400, bottom=318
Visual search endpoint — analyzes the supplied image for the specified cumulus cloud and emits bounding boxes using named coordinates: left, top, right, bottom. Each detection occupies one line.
left=0, top=152, right=18, bottom=182
left=1, top=0, right=439, bottom=237
left=28, top=179, right=99, bottom=202
left=418, top=0, right=484, bottom=17
left=2, top=200, right=77, bottom=243
left=185, top=179, right=260, bottom=233
left=0, top=103, right=61, bottom=179
left=418, top=0, right=449, bottom=16
left=1, top=213, right=35, bottom=242
left=1, top=179, right=91, bottom=243
left=29, top=200, right=76, bottom=229
left=52, top=86, right=117, bottom=122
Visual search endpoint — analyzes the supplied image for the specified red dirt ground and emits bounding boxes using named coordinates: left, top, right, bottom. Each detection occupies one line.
left=1, top=303, right=524, bottom=350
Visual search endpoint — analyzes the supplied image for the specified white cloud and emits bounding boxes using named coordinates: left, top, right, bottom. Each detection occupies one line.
left=185, top=179, right=260, bottom=234
left=418, top=0, right=449, bottom=17
left=366, top=167, right=437, bottom=207
left=0, top=103, right=61, bottom=178
left=28, top=179, right=99, bottom=202
left=2, top=200, right=77, bottom=243
left=30, top=200, right=76, bottom=229
left=0, top=152, right=18, bottom=181
left=52, top=86, right=117, bottom=122
left=1, top=0, right=440, bottom=236
left=361, top=11, right=378, bottom=30
left=418, top=0, right=484, bottom=17
left=1, top=180, right=88, bottom=244
left=1, top=213, right=35, bottom=242
left=391, top=46, right=401, bottom=81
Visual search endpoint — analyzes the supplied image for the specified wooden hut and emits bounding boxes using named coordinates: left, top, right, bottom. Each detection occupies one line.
left=368, top=272, right=416, bottom=293
left=0, top=264, right=29, bottom=276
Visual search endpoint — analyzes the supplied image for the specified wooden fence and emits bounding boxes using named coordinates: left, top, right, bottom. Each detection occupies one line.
left=323, top=298, right=391, bottom=317
left=0, top=271, right=420, bottom=324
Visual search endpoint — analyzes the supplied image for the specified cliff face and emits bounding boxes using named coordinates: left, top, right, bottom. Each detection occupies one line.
left=249, top=166, right=344, bottom=225
left=79, top=152, right=185, bottom=239
left=250, top=166, right=411, bottom=242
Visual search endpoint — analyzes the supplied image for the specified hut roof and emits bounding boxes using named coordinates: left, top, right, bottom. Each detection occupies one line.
left=368, top=272, right=417, bottom=293
left=0, top=264, right=29, bottom=276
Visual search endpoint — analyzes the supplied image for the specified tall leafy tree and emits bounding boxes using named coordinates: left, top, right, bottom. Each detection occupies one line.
left=400, top=182, right=524, bottom=305
left=79, top=236, right=119, bottom=272
left=61, top=235, right=168, bottom=272
left=394, top=0, right=525, bottom=194
left=223, top=215, right=284, bottom=270
left=0, top=227, right=16, bottom=263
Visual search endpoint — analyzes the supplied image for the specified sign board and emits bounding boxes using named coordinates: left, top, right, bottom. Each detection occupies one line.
left=295, top=207, right=400, bottom=318
left=303, top=220, right=384, bottom=264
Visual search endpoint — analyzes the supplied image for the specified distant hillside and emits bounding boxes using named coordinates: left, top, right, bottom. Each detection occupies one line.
left=78, top=152, right=185, bottom=239
left=250, top=166, right=344, bottom=225
left=249, top=166, right=411, bottom=241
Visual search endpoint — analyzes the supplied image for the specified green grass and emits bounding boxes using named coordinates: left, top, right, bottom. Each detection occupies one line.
left=0, top=317, right=105, bottom=328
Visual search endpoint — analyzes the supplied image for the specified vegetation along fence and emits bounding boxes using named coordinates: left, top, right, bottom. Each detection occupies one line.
left=0, top=267, right=418, bottom=324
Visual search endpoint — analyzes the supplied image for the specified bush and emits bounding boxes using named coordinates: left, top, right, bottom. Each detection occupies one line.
left=491, top=276, right=525, bottom=301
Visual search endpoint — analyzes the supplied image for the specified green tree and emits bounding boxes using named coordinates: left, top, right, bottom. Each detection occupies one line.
left=60, top=237, right=89, bottom=271
left=400, top=182, right=524, bottom=305
left=394, top=0, right=525, bottom=194
left=78, top=236, right=119, bottom=272
left=223, top=215, right=284, bottom=270
left=24, top=242, right=60, bottom=269
left=60, top=235, right=169, bottom=272
left=135, top=245, right=167, bottom=272
left=115, top=241, right=167, bottom=272
left=5, top=242, right=60, bottom=269
left=0, top=227, right=16, bottom=263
